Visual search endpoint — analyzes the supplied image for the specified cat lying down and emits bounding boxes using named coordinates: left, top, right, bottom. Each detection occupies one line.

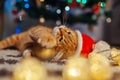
left=0, top=25, right=94, bottom=61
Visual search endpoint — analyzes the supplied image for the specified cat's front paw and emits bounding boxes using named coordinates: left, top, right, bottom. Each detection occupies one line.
left=37, top=36, right=56, bottom=48
left=23, top=49, right=32, bottom=57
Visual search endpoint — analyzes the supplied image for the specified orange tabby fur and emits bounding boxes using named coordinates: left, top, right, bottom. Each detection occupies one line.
left=53, top=26, right=78, bottom=60
left=0, top=25, right=78, bottom=60
left=0, top=26, right=56, bottom=51
left=0, top=32, right=33, bottom=51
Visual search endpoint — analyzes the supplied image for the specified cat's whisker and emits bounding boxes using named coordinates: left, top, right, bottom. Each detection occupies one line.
left=62, top=11, right=69, bottom=26
left=52, top=52, right=64, bottom=61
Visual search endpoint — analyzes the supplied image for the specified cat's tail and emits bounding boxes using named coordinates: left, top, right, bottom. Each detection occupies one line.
left=0, top=34, right=22, bottom=50
left=0, top=32, right=31, bottom=50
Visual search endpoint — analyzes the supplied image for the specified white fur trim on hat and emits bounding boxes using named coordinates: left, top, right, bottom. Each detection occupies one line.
left=52, top=25, right=66, bottom=36
left=74, top=30, right=83, bottom=57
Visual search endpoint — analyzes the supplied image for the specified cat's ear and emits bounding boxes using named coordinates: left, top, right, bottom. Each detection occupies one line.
left=59, top=25, right=66, bottom=28
left=53, top=27, right=60, bottom=36
left=53, top=25, right=66, bottom=36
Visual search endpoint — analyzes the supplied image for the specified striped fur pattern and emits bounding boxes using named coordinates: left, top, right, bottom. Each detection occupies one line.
left=0, top=25, right=78, bottom=60
left=52, top=26, right=78, bottom=60
left=0, top=32, right=32, bottom=51
left=0, top=26, right=56, bottom=51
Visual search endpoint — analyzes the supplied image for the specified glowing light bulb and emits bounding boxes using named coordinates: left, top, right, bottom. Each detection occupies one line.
left=76, top=0, right=81, bottom=3
left=24, top=3, right=30, bottom=9
left=106, top=18, right=111, bottom=23
left=100, top=2, right=106, bottom=8
left=39, top=17, right=45, bottom=23
left=24, top=0, right=28, bottom=2
left=82, top=0, right=87, bottom=4
left=68, top=68, right=81, bottom=77
left=16, top=28, right=21, bottom=34
left=63, top=57, right=91, bottom=80
left=56, top=9, right=61, bottom=14
left=65, top=6, right=70, bottom=11
left=56, top=20, right=61, bottom=25
left=19, top=16, right=23, bottom=21
left=68, top=0, right=72, bottom=3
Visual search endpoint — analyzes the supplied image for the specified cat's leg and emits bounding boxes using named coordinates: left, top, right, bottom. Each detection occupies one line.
left=16, top=43, right=28, bottom=51
left=23, top=49, right=33, bottom=57
left=29, top=27, right=56, bottom=48
left=37, top=33, right=56, bottom=48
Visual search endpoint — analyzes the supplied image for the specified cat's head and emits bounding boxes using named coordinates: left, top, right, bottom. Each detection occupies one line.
left=53, top=25, right=78, bottom=59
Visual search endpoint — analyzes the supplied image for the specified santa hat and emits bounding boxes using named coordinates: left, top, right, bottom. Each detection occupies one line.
left=75, top=30, right=95, bottom=57
left=53, top=26, right=95, bottom=60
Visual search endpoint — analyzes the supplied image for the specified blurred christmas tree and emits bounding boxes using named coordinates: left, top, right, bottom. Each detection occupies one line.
left=13, top=0, right=111, bottom=24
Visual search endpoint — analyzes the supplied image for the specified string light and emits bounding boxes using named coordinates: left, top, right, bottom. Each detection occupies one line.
left=45, top=5, right=51, bottom=10
left=65, top=6, right=70, bottom=11
left=39, top=17, right=45, bottom=23
left=82, top=0, right=87, bottom=4
left=24, top=0, right=28, bottom=2
left=16, top=24, right=22, bottom=34
left=100, top=2, right=106, bottom=8
left=19, top=16, right=23, bottom=22
left=106, top=17, right=111, bottom=23
left=56, top=20, right=61, bottom=26
left=76, top=0, right=81, bottom=3
left=56, top=9, right=61, bottom=14
left=24, top=3, right=30, bottom=9
left=68, top=68, right=80, bottom=76
left=16, top=28, right=21, bottom=34
left=68, top=0, right=72, bottom=3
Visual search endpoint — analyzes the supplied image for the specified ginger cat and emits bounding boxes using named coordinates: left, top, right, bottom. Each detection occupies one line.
left=0, top=25, right=94, bottom=61
left=52, top=25, right=94, bottom=60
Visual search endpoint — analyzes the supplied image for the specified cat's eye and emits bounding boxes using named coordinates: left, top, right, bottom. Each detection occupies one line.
left=67, top=32, right=71, bottom=34
left=59, top=37, right=63, bottom=41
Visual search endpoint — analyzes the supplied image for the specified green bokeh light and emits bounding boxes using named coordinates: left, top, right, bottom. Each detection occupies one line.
left=76, top=0, right=81, bottom=3
left=100, top=2, right=106, bottom=8
left=82, top=0, right=87, bottom=4
left=68, top=0, right=72, bottom=3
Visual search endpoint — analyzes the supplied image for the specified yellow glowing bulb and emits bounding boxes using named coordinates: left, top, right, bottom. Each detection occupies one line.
left=33, top=45, right=56, bottom=60
left=68, top=68, right=81, bottom=77
left=88, top=53, right=113, bottom=80
left=12, top=56, right=47, bottom=80
left=63, top=57, right=91, bottom=80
